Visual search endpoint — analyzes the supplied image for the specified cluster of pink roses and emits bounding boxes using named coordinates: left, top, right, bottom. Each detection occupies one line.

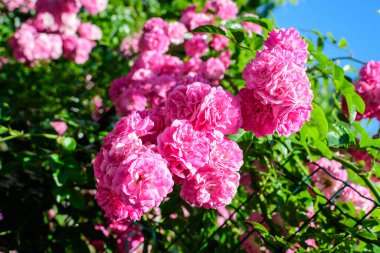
left=308, top=157, right=374, bottom=213
left=95, top=76, right=244, bottom=221
left=7, top=0, right=106, bottom=65
left=239, top=28, right=313, bottom=137
left=114, top=0, right=265, bottom=117
left=343, top=61, right=380, bottom=120
left=1, top=0, right=36, bottom=12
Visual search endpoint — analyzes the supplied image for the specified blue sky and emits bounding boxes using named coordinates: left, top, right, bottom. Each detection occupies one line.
left=272, top=0, right=380, bottom=135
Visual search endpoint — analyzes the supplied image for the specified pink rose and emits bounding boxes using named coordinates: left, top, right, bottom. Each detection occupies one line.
left=184, top=34, right=208, bottom=57
left=50, top=121, right=68, bottom=135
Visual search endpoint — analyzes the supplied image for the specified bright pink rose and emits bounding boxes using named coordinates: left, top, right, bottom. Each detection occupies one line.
left=165, top=77, right=212, bottom=123
left=78, top=23, right=102, bottom=40
left=50, top=121, right=68, bottom=135
left=114, top=89, right=148, bottom=116
left=109, top=76, right=129, bottom=101
left=183, top=57, right=203, bottom=77
left=358, top=60, right=380, bottom=82
left=264, top=28, right=309, bottom=66
left=195, top=86, right=242, bottom=135
left=62, top=35, right=95, bottom=64
left=157, top=120, right=211, bottom=181
left=243, top=48, right=312, bottom=105
left=137, top=108, right=167, bottom=145
left=272, top=103, right=312, bottom=137
left=338, top=184, right=374, bottom=214
left=139, top=28, right=170, bottom=54
left=210, top=34, right=229, bottom=51
left=184, top=34, right=208, bottom=57
left=238, top=88, right=275, bottom=137
left=168, top=22, right=187, bottom=45
left=80, top=0, right=107, bottom=14
left=181, top=166, right=240, bottom=208
left=308, top=157, right=347, bottom=199
left=219, top=50, right=231, bottom=69
left=208, top=131, right=243, bottom=172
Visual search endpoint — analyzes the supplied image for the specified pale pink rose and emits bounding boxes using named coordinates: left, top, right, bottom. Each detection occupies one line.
left=238, top=88, right=275, bottom=137
left=217, top=207, right=236, bottom=227
left=50, top=121, right=68, bottom=135
left=133, top=51, right=165, bottom=73
left=157, top=120, right=211, bottom=181
left=338, top=184, right=374, bottom=214
left=180, top=166, right=240, bottom=208
left=210, top=34, right=229, bottom=51
left=143, top=17, right=168, bottom=32
left=78, top=23, right=102, bottom=40
left=80, top=0, right=107, bottom=14
left=31, top=12, right=56, bottom=31
left=62, top=35, right=95, bottom=64
left=204, top=0, right=238, bottom=20
left=120, top=33, right=140, bottom=57
left=184, top=34, right=208, bottom=57
left=264, top=28, right=309, bottom=66
left=168, top=22, right=187, bottom=45
left=59, top=13, right=80, bottom=35
left=272, top=103, right=312, bottom=137
left=202, top=57, right=226, bottom=82
left=195, top=86, right=242, bottom=135
left=242, top=14, right=262, bottom=36
left=243, top=48, right=312, bottom=105
left=1, top=0, right=36, bottom=12
left=308, top=157, right=347, bottom=199
left=165, top=78, right=212, bottom=123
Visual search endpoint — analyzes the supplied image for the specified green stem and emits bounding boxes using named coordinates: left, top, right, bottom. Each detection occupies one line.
left=0, top=133, right=58, bottom=143
left=330, top=56, right=366, bottom=65
left=331, top=154, right=380, bottom=203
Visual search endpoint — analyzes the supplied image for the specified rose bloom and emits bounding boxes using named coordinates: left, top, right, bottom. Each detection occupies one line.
left=165, top=77, right=212, bottom=123
left=50, top=121, right=68, bottom=136
left=80, top=0, right=107, bottom=14
left=138, top=28, right=170, bottom=54
left=210, top=34, right=229, bottom=51
left=243, top=48, right=312, bottom=106
left=95, top=113, right=173, bottom=221
left=202, top=57, right=226, bottom=82
left=238, top=88, right=275, bottom=137
left=195, top=86, right=242, bottom=135
left=180, top=165, right=240, bottom=209
left=204, top=0, right=238, bottom=21
left=208, top=130, right=243, bottom=172
left=264, top=27, right=309, bottom=66
left=157, top=120, right=211, bottom=181
left=338, top=184, right=374, bottom=214
left=242, top=13, right=262, bottom=36
left=272, top=103, right=312, bottom=137
left=184, top=34, right=208, bottom=57
left=114, top=88, right=148, bottom=116
left=308, top=157, right=347, bottom=199
left=120, top=33, right=140, bottom=57
left=78, top=23, right=102, bottom=41
left=168, top=21, right=187, bottom=45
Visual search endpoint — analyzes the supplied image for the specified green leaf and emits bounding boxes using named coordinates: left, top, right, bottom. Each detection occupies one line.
left=338, top=38, right=349, bottom=48
left=352, top=93, right=365, bottom=114
left=191, top=25, right=226, bottom=35
left=227, top=29, right=244, bottom=44
left=245, top=221, right=269, bottom=234
left=0, top=125, right=8, bottom=135
left=327, top=123, right=353, bottom=147
left=357, top=231, right=378, bottom=241
left=327, top=32, right=337, bottom=43
left=0, top=103, right=11, bottom=122
left=58, top=137, right=77, bottom=151
left=308, top=103, right=329, bottom=140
